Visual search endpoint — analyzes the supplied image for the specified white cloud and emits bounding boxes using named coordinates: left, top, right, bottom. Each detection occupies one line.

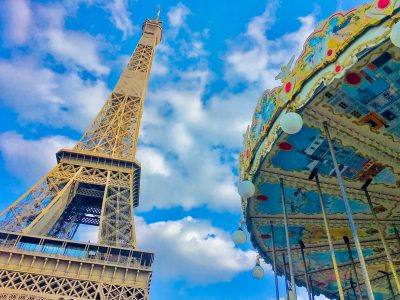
left=43, top=28, right=109, bottom=75
left=137, top=67, right=247, bottom=212
left=181, top=36, right=208, bottom=59
left=225, top=1, right=316, bottom=89
left=74, top=216, right=263, bottom=285
left=1, top=2, right=109, bottom=75
left=167, top=3, right=190, bottom=29
left=151, top=55, right=169, bottom=76
left=296, top=287, right=329, bottom=300
left=107, top=0, right=134, bottom=39
left=0, top=58, right=109, bottom=131
left=246, top=0, right=278, bottom=45
left=34, top=4, right=109, bottom=75
left=136, top=216, right=260, bottom=284
left=137, top=147, right=171, bottom=177
left=1, top=0, right=32, bottom=45
left=0, top=132, right=75, bottom=183
left=81, top=0, right=135, bottom=38
left=138, top=144, right=239, bottom=212
left=0, top=2, right=110, bottom=128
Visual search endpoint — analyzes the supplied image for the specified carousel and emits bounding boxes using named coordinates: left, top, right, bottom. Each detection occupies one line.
left=234, top=1, right=400, bottom=299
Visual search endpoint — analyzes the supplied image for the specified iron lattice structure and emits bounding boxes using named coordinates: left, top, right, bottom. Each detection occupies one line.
left=0, top=14, right=162, bottom=300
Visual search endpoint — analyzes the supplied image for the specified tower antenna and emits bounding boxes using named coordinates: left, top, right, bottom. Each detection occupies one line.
left=156, top=6, right=161, bottom=21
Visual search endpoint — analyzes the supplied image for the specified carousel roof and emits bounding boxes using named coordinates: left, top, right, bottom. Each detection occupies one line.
left=240, top=1, right=400, bottom=299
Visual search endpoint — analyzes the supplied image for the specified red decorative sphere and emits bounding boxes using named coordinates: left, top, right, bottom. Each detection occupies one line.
left=284, top=82, right=292, bottom=93
left=327, top=49, right=333, bottom=56
left=279, top=142, right=293, bottom=151
left=377, top=0, right=390, bottom=9
left=335, top=65, right=342, bottom=72
left=345, top=72, right=362, bottom=85
left=261, top=234, right=271, bottom=240
left=256, top=195, right=268, bottom=201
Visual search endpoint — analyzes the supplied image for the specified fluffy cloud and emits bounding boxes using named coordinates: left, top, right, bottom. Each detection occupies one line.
left=1, top=2, right=109, bottom=75
left=167, top=3, right=190, bottom=29
left=34, top=4, right=109, bottom=75
left=107, top=0, right=134, bottom=38
left=137, top=66, right=247, bottom=212
left=136, top=216, right=260, bottom=284
left=0, top=2, right=111, bottom=129
left=42, top=28, right=109, bottom=75
left=1, top=0, right=32, bottom=45
left=137, top=147, right=171, bottom=177
left=75, top=216, right=262, bottom=284
left=0, top=58, right=109, bottom=131
left=225, top=1, right=316, bottom=89
left=296, top=287, right=329, bottom=300
left=0, top=132, right=75, bottom=183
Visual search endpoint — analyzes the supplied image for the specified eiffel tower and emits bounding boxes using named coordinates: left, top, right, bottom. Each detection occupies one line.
left=0, top=12, right=162, bottom=300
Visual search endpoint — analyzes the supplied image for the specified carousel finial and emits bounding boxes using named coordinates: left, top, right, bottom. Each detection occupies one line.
left=275, top=55, right=295, bottom=81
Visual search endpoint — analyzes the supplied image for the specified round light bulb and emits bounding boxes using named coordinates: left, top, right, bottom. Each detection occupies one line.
left=390, top=21, right=400, bottom=48
left=280, top=112, right=303, bottom=134
left=232, top=228, right=247, bottom=245
left=238, top=180, right=255, bottom=198
left=252, top=263, right=264, bottom=279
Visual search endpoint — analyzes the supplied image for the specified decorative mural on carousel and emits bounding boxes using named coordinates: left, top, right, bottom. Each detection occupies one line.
left=236, top=0, right=400, bottom=299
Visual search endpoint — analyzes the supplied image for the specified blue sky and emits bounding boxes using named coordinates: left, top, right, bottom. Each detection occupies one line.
left=0, top=0, right=371, bottom=299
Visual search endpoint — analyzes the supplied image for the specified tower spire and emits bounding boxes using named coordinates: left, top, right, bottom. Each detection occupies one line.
left=73, top=13, right=162, bottom=160
left=156, top=6, right=161, bottom=21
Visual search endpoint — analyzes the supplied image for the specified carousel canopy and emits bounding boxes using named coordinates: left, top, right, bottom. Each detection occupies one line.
left=240, top=1, right=400, bottom=299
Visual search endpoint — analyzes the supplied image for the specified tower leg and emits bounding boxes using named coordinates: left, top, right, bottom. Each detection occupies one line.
left=0, top=164, right=82, bottom=235
left=98, top=171, right=136, bottom=247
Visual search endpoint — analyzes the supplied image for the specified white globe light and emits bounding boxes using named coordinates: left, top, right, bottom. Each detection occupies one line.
left=238, top=180, right=255, bottom=198
left=280, top=112, right=303, bottom=134
left=252, top=264, right=264, bottom=279
left=232, top=228, right=247, bottom=245
left=390, top=21, right=400, bottom=48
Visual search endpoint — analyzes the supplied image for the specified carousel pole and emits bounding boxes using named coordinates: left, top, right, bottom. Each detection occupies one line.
left=378, top=271, right=395, bottom=300
left=270, top=221, right=280, bottom=300
left=299, top=240, right=312, bottom=300
left=323, top=121, right=374, bottom=300
left=343, top=236, right=363, bottom=300
left=350, top=278, right=358, bottom=299
left=280, top=178, right=297, bottom=300
left=309, top=275, right=315, bottom=300
left=309, top=168, right=345, bottom=300
left=282, top=252, right=290, bottom=300
left=362, top=179, right=400, bottom=294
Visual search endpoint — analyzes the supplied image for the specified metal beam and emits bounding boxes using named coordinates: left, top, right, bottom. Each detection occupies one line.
left=250, top=215, right=400, bottom=226
left=257, top=235, right=400, bottom=255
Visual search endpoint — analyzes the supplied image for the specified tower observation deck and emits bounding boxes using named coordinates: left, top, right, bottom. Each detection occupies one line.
left=0, top=13, right=162, bottom=300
